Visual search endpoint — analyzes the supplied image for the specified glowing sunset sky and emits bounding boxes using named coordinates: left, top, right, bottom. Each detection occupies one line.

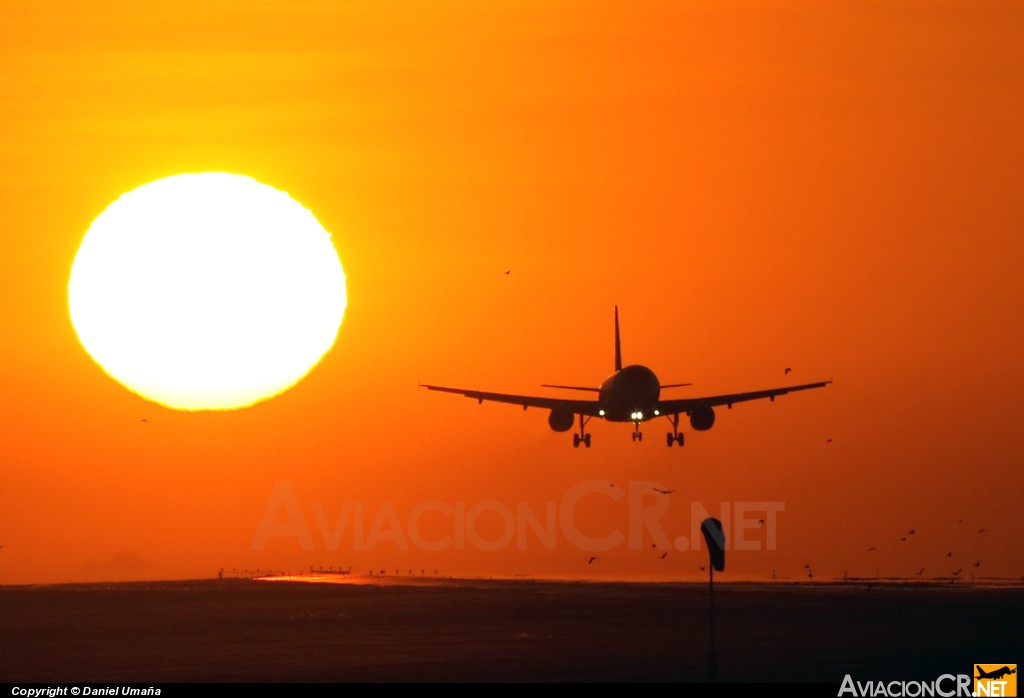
left=1, top=1, right=1021, bottom=585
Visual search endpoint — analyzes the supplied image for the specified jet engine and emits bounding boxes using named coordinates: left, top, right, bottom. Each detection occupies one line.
left=689, top=404, right=716, bottom=431
left=548, top=407, right=575, bottom=432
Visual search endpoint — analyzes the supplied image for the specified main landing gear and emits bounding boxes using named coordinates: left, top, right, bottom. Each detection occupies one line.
left=573, top=414, right=592, bottom=448
left=665, top=413, right=684, bottom=447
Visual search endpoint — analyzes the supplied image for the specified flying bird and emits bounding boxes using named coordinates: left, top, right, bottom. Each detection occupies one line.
left=785, top=367, right=792, bottom=375
left=977, top=528, right=986, bottom=534
left=974, top=560, right=981, bottom=567
left=652, top=487, right=675, bottom=494
left=867, top=546, right=877, bottom=552
left=952, top=569, right=963, bottom=576
left=908, top=529, right=916, bottom=535
left=758, top=518, right=766, bottom=525
left=826, top=438, right=833, bottom=443
left=899, top=537, right=906, bottom=542
left=587, top=557, right=598, bottom=565
left=699, top=566, right=706, bottom=572
left=946, top=552, right=953, bottom=557
left=915, top=568, right=925, bottom=576
left=660, top=552, right=668, bottom=560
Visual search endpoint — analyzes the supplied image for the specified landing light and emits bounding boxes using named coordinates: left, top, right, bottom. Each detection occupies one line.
left=637, top=411, right=643, bottom=420
left=654, top=409, right=660, bottom=416
left=598, top=409, right=605, bottom=416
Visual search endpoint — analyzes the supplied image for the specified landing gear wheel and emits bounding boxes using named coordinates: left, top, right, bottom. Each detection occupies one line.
left=664, top=414, right=684, bottom=447
left=574, top=414, right=592, bottom=449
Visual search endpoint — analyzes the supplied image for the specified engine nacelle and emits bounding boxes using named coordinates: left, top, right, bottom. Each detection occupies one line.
left=689, top=404, right=716, bottom=431
left=548, top=407, right=575, bottom=432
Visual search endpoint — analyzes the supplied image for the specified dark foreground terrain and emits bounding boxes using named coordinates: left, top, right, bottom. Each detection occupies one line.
left=1, top=578, right=1019, bottom=682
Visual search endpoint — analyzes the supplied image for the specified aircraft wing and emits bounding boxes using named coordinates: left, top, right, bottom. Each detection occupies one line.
left=657, top=380, right=831, bottom=415
left=420, top=384, right=604, bottom=416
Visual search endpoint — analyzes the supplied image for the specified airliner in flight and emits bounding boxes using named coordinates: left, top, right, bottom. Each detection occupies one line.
left=421, top=308, right=830, bottom=447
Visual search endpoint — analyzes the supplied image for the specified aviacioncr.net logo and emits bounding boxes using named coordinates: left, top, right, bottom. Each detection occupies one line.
left=974, top=664, right=1017, bottom=697
left=838, top=674, right=973, bottom=697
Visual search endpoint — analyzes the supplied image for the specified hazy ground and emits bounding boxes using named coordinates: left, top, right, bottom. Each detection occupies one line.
left=0, top=577, right=1019, bottom=682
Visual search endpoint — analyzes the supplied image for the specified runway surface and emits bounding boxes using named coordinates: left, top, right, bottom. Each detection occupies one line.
left=1, top=577, right=1019, bottom=682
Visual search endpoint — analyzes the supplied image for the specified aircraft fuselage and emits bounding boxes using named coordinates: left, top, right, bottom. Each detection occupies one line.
left=598, top=364, right=661, bottom=422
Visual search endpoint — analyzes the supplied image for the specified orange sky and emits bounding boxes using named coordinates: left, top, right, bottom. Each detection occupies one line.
left=1, top=0, right=1022, bottom=585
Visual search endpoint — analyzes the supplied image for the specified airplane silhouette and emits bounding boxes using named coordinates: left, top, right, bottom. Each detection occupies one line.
left=976, top=666, right=1017, bottom=680
left=421, top=307, right=830, bottom=447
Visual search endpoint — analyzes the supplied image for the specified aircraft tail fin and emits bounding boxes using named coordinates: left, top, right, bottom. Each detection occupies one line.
left=614, top=306, right=622, bottom=371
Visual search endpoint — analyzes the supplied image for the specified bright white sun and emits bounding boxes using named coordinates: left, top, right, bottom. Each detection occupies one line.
left=68, top=172, right=347, bottom=410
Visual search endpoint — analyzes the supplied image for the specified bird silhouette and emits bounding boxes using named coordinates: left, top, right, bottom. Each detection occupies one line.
left=699, top=566, right=706, bottom=572
left=867, top=546, right=877, bottom=552
left=915, top=568, right=925, bottom=576
left=652, top=488, right=675, bottom=494
left=660, top=552, right=668, bottom=560
left=758, top=518, right=766, bottom=525
left=952, top=569, right=963, bottom=576
left=587, top=556, right=598, bottom=565
left=908, top=529, right=916, bottom=535
left=974, top=560, right=981, bottom=567
left=977, top=528, right=986, bottom=534
left=946, top=552, right=953, bottom=557
left=785, top=367, right=792, bottom=375
left=900, top=537, right=907, bottom=542
left=826, top=438, right=833, bottom=443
